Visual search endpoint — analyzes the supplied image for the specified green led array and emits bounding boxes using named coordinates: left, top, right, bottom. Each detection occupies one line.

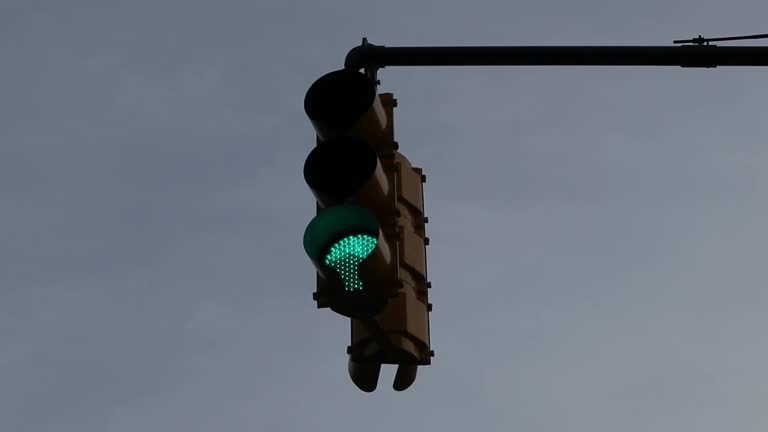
left=324, top=234, right=377, bottom=291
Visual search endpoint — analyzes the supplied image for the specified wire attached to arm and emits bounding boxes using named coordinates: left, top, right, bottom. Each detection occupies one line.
left=674, top=32, right=768, bottom=45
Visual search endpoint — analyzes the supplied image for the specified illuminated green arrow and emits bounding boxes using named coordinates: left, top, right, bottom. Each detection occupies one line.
left=324, top=234, right=378, bottom=291
left=303, top=205, right=381, bottom=292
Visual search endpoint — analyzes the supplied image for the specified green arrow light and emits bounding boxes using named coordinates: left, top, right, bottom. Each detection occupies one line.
left=324, top=234, right=377, bottom=291
left=304, top=205, right=381, bottom=292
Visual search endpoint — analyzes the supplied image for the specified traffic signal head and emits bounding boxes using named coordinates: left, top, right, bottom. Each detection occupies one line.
left=302, top=70, right=399, bottom=320
left=303, top=69, right=433, bottom=392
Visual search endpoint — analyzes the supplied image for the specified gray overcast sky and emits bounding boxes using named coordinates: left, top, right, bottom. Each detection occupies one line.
left=3, top=0, right=768, bottom=431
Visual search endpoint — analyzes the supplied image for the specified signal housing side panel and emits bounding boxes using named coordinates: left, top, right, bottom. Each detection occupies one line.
left=349, top=93, right=433, bottom=366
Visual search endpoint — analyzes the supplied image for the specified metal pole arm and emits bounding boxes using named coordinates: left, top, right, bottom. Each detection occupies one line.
left=345, top=41, right=768, bottom=71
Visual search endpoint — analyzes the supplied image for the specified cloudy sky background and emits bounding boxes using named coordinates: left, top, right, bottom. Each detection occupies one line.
left=3, top=0, right=768, bottom=431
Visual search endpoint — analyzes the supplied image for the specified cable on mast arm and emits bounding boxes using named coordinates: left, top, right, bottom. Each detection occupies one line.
left=674, top=32, right=768, bottom=45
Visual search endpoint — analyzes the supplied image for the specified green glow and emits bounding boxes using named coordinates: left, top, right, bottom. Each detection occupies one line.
left=324, top=234, right=377, bottom=291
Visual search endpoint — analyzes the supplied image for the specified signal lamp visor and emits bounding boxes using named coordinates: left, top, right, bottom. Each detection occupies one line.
left=303, top=137, right=381, bottom=207
left=304, top=69, right=377, bottom=133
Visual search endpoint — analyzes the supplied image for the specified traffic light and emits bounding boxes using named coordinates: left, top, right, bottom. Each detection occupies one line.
left=303, top=69, right=433, bottom=392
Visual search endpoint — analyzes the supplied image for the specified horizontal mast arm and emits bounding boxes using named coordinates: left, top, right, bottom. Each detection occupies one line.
left=345, top=43, right=768, bottom=70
